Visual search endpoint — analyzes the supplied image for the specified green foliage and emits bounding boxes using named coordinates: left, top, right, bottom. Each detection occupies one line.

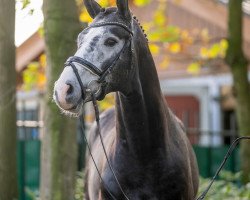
left=22, top=62, right=39, bottom=91
left=25, top=187, right=40, bottom=200
left=20, top=0, right=31, bottom=9
left=74, top=170, right=250, bottom=199
left=75, top=172, right=85, bottom=200
left=187, top=62, right=200, bottom=75
left=148, top=26, right=180, bottom=43
left=134, top=0, right=151, bottom=7
left=200, top=39, right=228, bottom=59
left=19, top=172, right=85, bottom=200
left=198, top=171, right=250, bottom=200
left=22, top=54, right=46, bottom=91
left=17, top=0, right=35, bottom=15
left=21, top=171, right=250, bottom=200
left=98, top=93, right=115, bottom=112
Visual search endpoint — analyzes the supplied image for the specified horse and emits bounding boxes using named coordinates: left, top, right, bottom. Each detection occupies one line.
left=53, top=0, right=199, bottom=199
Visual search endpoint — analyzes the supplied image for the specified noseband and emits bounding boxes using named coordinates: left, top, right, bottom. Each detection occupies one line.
left=65, top=21, right=133, bottom=200
left=64, top=22, right=133, bottom=99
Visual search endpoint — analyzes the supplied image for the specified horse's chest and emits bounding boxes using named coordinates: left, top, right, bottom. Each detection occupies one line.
left=99, top=147, right=187, bottom=200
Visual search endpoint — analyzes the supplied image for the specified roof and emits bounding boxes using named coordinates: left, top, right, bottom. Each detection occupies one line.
left=17, top=0, right=250, bottom=80
left=16, top=32, right=44, bottom=72
left=131, top=0, right=250, bottom=79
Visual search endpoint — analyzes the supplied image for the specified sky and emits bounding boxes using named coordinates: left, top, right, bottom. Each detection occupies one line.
left=15, top=0, right=43, bottom=46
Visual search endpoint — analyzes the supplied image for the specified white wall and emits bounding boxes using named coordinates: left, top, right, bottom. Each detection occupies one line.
left=160, top=73, right=242, bottom=146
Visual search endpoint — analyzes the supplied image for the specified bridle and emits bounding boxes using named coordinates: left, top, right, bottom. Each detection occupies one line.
left=64, top=22, right=133, bottom=100
left=65, top=21, right=133, bottom=200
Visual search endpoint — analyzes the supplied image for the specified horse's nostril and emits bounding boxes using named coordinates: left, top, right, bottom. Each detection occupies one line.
left=66, top=83, right=74, bottom=95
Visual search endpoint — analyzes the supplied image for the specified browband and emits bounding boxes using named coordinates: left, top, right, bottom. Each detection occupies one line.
left=84, top=22, right=133, bottom=36
left=65, top=21, right=133, bottom=83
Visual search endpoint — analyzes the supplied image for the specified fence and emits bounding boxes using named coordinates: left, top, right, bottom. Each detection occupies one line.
left=17, top=121, right=241, bottom=199
left=16, top=108, right=85, bottom=200
left=187, top=129, right=240, bottom=178
left=16, top=96, right=42, bottom=200
left=17, top=119, right=42, bottom=200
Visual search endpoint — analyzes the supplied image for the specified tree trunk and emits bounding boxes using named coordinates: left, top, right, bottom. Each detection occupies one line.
left=0, top=0, right=18, bottom=199
left=226, top=0, right=250, bottom=183
left=40, top=0, right=81, bottom=199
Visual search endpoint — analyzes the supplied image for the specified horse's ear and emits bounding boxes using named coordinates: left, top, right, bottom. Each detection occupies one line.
left=116, top=0, right=131, bottom=21
left=84, top=0, right=102, bottom=19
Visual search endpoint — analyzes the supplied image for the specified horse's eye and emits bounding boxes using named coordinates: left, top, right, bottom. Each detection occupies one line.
left=104, top=38, right=118, bottom=47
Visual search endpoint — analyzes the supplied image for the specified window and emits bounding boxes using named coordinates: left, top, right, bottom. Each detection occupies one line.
left=17, top=100, right=41, bottom=140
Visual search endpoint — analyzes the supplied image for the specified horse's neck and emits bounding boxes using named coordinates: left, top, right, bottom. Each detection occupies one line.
left=115, top=33, right=168, bottom=162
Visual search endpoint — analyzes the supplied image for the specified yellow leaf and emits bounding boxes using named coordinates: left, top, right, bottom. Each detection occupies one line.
left=154, top=10, right=166, bottom=27
left=108, top=0, right=116, bottom=6
left=79, top=9, right=92, bottom=23
left=23, top=63, right=39, bottom=91
left=187, top=63, right=200, bottom=75
left=38, top=26, right=44, bottom=37
left=134, top=0, right=151, bottom=7
left=27, top=62, right=39, bottom=70
left=201, top=28, right=210, bottom=43
left=142, top=22, right=152, bottom=32
left=181, top=30, right=189, bottom=40
left=148, top=32, right=161, bottom=42
left=208, top=43, right=220, bottom=58
left=169, top=42, right=181, bottom=54
left=154, top=3, right=166, bottom=27
left=181, top=30, right=193, bottom=44
left=99, top=0, right=109, bottom=7
left=39, top=54, right=46, bottom=68
left=159, top=58, right=169, bottom=69
left=98, top=93, right=115, bottom=111
left=220, top=39, right=228, bottom=50
left=200, top=47, right=209, bottom=59
left=38, top=73, right=46, bottom=89
left=218, top=39, right=228, bottom=58
left=149, top=43, right=160, bottom=54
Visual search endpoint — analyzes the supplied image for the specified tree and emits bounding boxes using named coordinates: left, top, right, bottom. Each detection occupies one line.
left=0, top=0, right=18, bottom=199
left=40, top=0, right=81, bottom=199
left=225, top=0, right=250, bottom=183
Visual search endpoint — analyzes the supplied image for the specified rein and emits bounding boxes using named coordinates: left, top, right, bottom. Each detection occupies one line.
left=65, top=21, right=132, bottom=200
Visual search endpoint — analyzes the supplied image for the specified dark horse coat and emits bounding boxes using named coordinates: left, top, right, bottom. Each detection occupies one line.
left=84, top=3, right=199, bottom=199
left=54, top=0, right=199, bottom=199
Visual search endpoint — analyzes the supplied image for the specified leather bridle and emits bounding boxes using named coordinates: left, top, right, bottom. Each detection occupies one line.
left=64, top=22, right=133, bottom=100
left=65, top=21, right=133, bottom=200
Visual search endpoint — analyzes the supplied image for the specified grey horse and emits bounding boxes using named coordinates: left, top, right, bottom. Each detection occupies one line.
left=53, top=0, right=199, bottom=199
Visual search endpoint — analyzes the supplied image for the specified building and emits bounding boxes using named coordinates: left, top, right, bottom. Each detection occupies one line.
left=17, top=0, right=250, bottom=145
left=131, top=0, right=250, bottom=146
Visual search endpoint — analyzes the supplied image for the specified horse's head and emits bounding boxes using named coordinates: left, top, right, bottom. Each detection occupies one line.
left=54, top=0, right=135, bottom=116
